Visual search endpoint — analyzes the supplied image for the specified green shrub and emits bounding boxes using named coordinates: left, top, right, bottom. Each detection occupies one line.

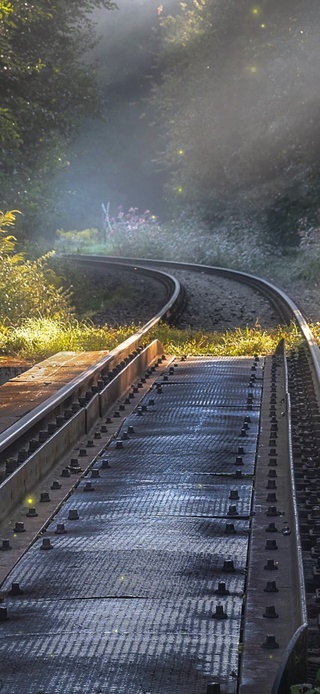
left=55, top=228, right=100, bottom=253
left=0, top=253, right=74, bottom=325
left=0, top=210, right=73, bottom=326
left=56, top=207, right=282, bottom=275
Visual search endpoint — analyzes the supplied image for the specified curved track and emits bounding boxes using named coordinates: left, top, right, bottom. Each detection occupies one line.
left=1, top=253, right=318, bottom=469
left=0, top=257, right=320, bottom=692
left=0, top=262, right=184, bottom=462
left=70, top=253, right=320, bottom=383
left=70, top=255, right=299, bottom=324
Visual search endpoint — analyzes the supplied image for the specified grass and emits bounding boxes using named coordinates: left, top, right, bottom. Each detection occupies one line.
left=73, top=285, right=135, bottom=321
left=153, top=322, right=303, bottom=357
left=2, top=210, right=317, bottom=363
left=0, top=317, right=306, bottom=363
left=0, top=318, right=139, bottom=362
left=48, top=258, right=135, bottom=320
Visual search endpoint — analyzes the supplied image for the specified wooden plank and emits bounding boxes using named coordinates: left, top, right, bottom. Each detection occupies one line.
left=0, top=351, right=108, bottom=434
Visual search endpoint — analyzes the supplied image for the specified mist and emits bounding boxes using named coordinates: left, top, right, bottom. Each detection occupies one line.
left=52, top=0, right=320, bottom=241
left=52, top=0, right=178, bottom=233
left=172, top=0, right=320, bottom=210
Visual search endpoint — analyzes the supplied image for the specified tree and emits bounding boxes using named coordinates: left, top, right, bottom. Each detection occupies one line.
left=0, top=0, right=116, bottom=235
left=151, top=0, right=320, bottom=245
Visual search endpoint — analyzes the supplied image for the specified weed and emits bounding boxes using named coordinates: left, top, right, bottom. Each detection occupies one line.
left=0, top=317, right=137, bottom=361
left=0, top=319, right=305, bottom=362
left=55, top=206, right=320, bottom=289
left=152, top=322, right=302, bottom=357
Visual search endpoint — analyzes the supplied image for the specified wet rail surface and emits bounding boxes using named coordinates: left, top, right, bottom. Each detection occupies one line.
left=0, top=354, right=306, bottom=694
left=1, top=258, right=320, bottom=692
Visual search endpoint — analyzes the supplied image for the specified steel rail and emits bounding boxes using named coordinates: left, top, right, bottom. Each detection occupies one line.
left=76, top=254, right=320, bottom=378
left=270, top=342, right=308, bottom=693
left=69, top=258, right=320, bottom=692
left=0, top=262, right=183, bottom=458
left=0, top=254, right=316, bottom=692
left=2, top=253, right=319, bottom=472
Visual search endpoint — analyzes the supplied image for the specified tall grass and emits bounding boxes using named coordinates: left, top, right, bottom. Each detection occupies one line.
left=0, top=318, right=138, bottom=361
left=0, top=318, right=305, bottom=362
left=153, top=322, right=303, bottom=357
left=0, top=211, right=317, bottom=363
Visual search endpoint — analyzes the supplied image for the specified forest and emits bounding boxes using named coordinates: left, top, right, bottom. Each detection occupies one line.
left=1, top=0, right=320, bottom=269
left=0, top=0, right=116, bottom=236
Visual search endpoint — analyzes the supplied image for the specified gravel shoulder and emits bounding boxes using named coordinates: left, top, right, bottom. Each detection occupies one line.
left=84, top=263, right=320, bottom=331
left=169, top=270, right=280, bottom=331
left=268, top=280, right=320, bottom=324
left=90, top=266, right=289, bottom=331
left=82, top=266, right=168, bottom=328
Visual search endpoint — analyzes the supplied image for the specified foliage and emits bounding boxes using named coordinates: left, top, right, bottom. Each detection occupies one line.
left=290, top=688, right=320, bottom=694
left=0, top=315, right=306, bottom=362
left=55, top=228, right=100, bottom=253
left=0, top=317, right=136, bottom=361
left=0, top=210, right=73, bottom=325
left=0, top=209, right=20, bottom=256
left=106, top=206, right=165, bottom=256
left=0, top=0, right=116, bottom=232
left=59, top=206, right=280, bottom=274
left=150, top=0, right=320, bottom=245
left=0, top=253, right=74, bottom=325
left=290, top=668, right=320, bottom=693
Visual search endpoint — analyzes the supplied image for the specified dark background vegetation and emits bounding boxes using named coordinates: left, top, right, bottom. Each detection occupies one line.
left=1, top=0, right=320, bottom=250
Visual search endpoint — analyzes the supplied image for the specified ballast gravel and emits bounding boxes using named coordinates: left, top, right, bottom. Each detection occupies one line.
left=91, top=266, right=282, bottom=331
left=170, top=270, right=280, bottom=331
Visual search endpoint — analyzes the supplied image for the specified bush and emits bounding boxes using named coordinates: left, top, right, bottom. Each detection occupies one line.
left=102, top=207, right=280, bottom=273
left=0, top=210, right=74, bottom=326
left=54, top=205, right=284, bottom=273
left=55, top=228, right=100, bottom=253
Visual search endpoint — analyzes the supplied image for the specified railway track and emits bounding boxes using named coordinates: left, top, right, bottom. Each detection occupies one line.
left=0, top=257, right=319, bottom=693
